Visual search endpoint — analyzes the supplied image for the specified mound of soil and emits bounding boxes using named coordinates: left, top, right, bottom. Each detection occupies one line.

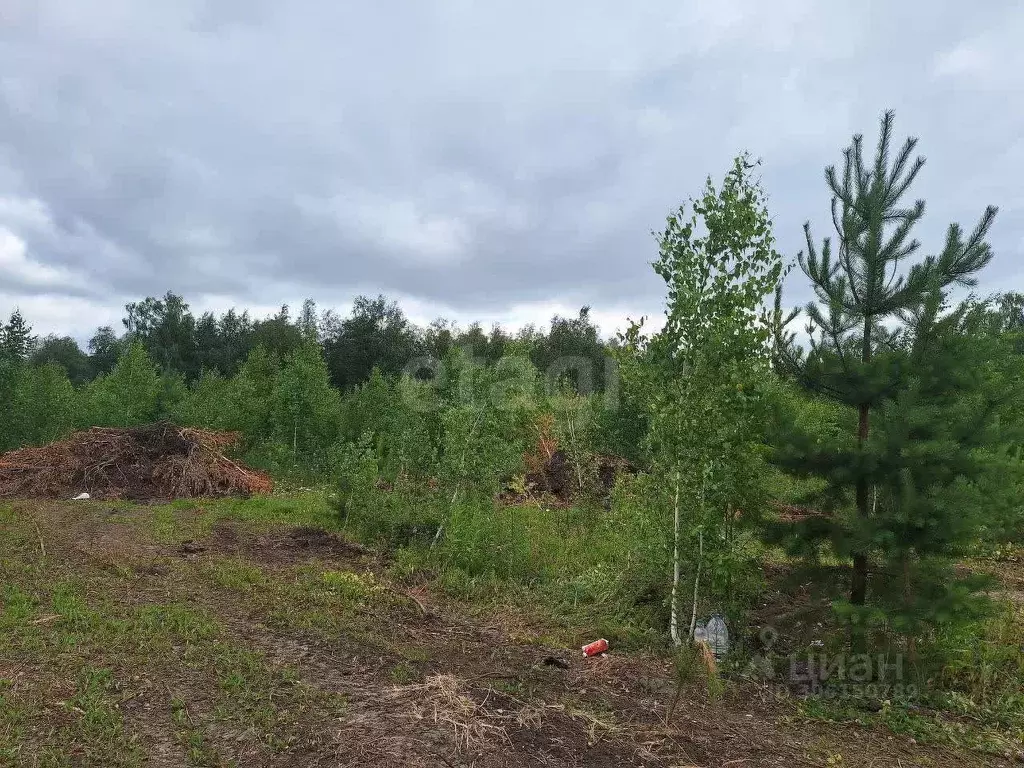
left=522, top=451, right=636, bottom=502
left=0, top=422, right=273, bottom=501
left=525, top=449, right=573, bottom=497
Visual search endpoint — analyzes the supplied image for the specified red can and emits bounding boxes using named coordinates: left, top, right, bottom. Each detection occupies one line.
left=582, top=638, right=609, bottom=657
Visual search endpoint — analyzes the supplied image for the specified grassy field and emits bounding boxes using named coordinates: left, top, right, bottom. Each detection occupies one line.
left=0, top=494, right=1017, bottom=767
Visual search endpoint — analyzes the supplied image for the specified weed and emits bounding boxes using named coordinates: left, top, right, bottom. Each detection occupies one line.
left=209, top=646, right=307, bottom=752
left=0, top=680, right=28, bottom=768
left=933, top=600, right=1024, bottom=725
left=146, top=504, right=207, bottom=544
left=666, top=641, right=722, bottom=722
left=133, top=603, right=220, bottom=644
left=168, top=694, right=218, bottom=766
left=207, top=494, right=335, bottom=530
left=0, top=584, right=36, bottom=628
left=799, top=695, right=1022, bottom=758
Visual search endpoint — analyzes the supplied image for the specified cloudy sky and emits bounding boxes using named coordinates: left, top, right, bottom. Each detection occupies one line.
left=1, top=1, right=1021, bottom=341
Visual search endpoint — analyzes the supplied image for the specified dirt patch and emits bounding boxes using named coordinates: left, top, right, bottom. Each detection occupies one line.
left=9, top=500, right=165, bottom=572
left=275, top=526, right=369, bottom=560
left=188, top=521, right=370, bottom=566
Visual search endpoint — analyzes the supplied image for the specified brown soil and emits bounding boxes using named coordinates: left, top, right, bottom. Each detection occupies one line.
left=176, top=520, right=371, bottom=568
left=1, top=500, right=1008, bottom=768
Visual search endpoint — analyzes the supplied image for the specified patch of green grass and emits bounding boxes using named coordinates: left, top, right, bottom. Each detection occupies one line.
left=133, top=603, right=221, bottom=644
left=170, top=697, right=224, bottom=767
left=49, top=582, right=117, bottom=653
left=393, top=644, right=430, bottom=663
left=934, top=601, right=1024, bottom=727
left=389, top=662, right=417, bottom=685
left=35, top=666, right=145, bottom=768
left=0, top=515, right=40, bottom=571
left=141, top=491, right=334, bottom=551
left=241, top=564, right=395, bottom=644
left=424, top=563, right=660, bottom=651
left=201, top=493, right=335, bottom=532
left=145, top=504, right=214, bottom=545
left=799, top=696, right=1021, bottom=758
left=208, top=646, right=310, bottom=753
left=204, top=559, right=266, bottom=591
left=319, top=569, right=380, bottom=602
left=9, top=577, right=221, bottom=660
left=367, top=487, right=679, bottom=651
left=0, top=584, right=37, bottom=627
left=0, top=500, right=357, bottom=764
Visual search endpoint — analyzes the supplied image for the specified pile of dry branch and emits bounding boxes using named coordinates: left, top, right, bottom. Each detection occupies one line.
left=0, top=422, right=273, bottom=501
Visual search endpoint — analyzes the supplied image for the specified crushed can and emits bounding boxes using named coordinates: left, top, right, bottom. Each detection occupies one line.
left=582, top=638, right=609, bottom=657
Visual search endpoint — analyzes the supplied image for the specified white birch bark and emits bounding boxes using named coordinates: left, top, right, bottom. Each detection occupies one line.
left=670, top=473, right=682, bottom=646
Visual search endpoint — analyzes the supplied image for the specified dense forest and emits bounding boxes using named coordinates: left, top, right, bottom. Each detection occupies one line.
left=3, top=114, right=1024, bottom=723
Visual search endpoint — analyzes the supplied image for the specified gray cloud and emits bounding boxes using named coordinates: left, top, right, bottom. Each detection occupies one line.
left=1, top=0, right=1022, bottom=338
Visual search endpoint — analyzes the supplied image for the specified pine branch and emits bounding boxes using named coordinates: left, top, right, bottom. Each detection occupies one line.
left=884, top=139, right=925, bottom=207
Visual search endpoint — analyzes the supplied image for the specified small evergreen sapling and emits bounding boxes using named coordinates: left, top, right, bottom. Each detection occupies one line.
left=773, top=111, right=1002, bottom=642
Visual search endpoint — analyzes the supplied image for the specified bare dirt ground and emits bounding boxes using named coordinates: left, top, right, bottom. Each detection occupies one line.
left=0, top=500, right=1009, bottom=767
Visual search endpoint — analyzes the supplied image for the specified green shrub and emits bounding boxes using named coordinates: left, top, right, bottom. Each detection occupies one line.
left=439, top=495, right=560, bottom=583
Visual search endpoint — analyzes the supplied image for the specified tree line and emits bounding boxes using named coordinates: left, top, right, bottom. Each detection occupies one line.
left=0, top=296, right=631, bottom=470
left=2, top=295, right=610, bottom=391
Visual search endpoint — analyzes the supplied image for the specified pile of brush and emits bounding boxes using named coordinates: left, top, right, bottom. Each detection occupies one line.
left=0, top=422, right=273, bottom=501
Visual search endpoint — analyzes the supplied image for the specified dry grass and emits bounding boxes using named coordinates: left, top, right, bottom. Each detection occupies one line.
left=385, top=674, right=512, bottom=752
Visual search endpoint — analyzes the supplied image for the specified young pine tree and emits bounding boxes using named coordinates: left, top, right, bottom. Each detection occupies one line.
left=773, top=111, right=1000, bottom=637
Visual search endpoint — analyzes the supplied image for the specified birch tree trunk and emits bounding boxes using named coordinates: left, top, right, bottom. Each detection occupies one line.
left=688, top=471, right=707, bottom=639
left=669, top=473, right=682, bottom=646
left=688, top=527, right=703, bottom=639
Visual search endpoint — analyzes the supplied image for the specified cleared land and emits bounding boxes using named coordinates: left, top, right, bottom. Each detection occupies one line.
left=0, top=497, right=1013, bottom=767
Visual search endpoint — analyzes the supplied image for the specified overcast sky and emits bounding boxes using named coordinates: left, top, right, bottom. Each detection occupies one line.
left=1, top=1, right=1021, bottom=342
